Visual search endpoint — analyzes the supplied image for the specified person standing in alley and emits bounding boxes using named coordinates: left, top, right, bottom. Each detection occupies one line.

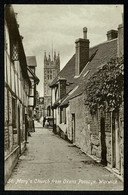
left=43, top=116, right=46, bottom=127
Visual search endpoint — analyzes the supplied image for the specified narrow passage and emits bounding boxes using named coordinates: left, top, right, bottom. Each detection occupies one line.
left=5, top=121, right=123, bottom=191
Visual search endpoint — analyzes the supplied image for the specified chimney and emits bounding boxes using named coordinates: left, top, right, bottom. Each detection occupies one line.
left=75, top=27, right=90, bottom=76
left=106, top=30, right=118, bottom=41
left=117, top=14, right=124, bottom=57
left=58, top=78, right=66, bottom=99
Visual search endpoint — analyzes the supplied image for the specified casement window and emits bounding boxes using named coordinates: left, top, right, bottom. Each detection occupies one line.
left=29, top=88, right=33, bottom=96
left=10, top=39, right=19, bottom=62
left=12, top=97, right=17, bottom=128
left=60, top=107, right=66, bottom=124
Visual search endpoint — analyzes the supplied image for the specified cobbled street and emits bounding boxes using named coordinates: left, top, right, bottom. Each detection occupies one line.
left=5, top=121, right=123, bottom=191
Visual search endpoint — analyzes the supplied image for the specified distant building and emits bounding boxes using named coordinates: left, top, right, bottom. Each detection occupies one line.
left=26, top=56, right=40, bottom=131
left=43, top=51, right=60, bottom=117
left=35, top=95, right=44, bottom=120
left=34, top=91, right=40, bottom=120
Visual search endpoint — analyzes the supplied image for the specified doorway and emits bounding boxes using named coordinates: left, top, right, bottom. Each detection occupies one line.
left=71, top=114, right=75, bottom=143
left=112, top=113, right=120, bottom=171
left=100, top=117, right=107, bottom=165
left=18, top=106, right=21, bottom=154
left=47, top=106, right=51, bottom=116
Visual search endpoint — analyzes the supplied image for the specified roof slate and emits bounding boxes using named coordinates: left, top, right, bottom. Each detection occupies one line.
left=51, top=38, right=118, bottom=106
left=26, top=56, right=37, bottom=67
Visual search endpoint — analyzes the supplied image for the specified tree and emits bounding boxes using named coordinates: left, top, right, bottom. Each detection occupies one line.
left=85, top=57, right=124, bottom=115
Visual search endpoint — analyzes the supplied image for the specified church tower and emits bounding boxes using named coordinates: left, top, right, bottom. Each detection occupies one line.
left=43, top=51, right=60, bottom=116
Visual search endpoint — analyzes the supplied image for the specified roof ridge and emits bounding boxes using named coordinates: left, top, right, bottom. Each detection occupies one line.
left=90, top=38, right=117, bottom=49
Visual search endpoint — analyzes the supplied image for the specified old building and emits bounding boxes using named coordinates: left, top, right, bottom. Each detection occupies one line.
left=4, top=5, right=31, bottom=183
left=44, top=51, right=60, bottom=117
left=34, top=91, right=40, bottom=120
left=26, top=56, right=40, bottom=131
left=50, top=22, right=124, bottom=179
left=35, top=96, right=44, bottom=121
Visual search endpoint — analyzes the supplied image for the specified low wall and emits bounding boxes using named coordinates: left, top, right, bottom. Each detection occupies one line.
left=4, top=142, right=26, bottom=184
left=4, top=146, right=19, bottom=184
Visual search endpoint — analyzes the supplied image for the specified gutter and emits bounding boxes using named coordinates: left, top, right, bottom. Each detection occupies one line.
left=27, top=67, right=40, bottom=85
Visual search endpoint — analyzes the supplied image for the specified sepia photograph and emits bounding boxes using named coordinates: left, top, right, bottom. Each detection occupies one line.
left=4, top=4, right=124, bottom=191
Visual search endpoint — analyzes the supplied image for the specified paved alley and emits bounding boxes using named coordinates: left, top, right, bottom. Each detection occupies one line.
left=5, top=121, right=123, bottom=191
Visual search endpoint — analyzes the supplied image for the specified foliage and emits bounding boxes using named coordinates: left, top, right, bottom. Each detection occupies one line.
left=85, top=57, right=124, bottom=115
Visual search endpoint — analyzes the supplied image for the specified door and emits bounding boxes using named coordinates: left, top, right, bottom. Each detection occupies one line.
left=112, top=113, right=120, bottom=171
left=100, top=117, right=107, bottom=165
left=18, top=106, right=21, bottom=154
left=25, top=114, right=28, bottom=142
left=72, top=114, right=75, bottom=143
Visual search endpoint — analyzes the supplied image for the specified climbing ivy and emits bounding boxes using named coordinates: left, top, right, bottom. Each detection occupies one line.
left=85, top=57, right=124, bottom=115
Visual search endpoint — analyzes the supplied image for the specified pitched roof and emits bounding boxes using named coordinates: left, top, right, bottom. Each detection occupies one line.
left=26, top=56, right=37, bottom=67
left=69, top=39, right=118, bottom=100
left=50, top=54, right=76, bottom=85
left=51, top=38, right=118, bottom=106
left=5, top=5, right=31, bottom=86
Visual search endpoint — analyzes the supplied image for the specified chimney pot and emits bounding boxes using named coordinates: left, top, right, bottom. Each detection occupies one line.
left=83, top=27, right=87, bottom=39
left=107, top=30, right=118, bottom=41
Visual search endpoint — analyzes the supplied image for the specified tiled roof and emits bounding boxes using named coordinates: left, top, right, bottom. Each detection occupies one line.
left=50, top=54, right=76, bottom=86
left=26, top=56, right=37, bottom=67
left=51, top=38, right=118, bottom=106
left=69, top=39, right=118, bottom=100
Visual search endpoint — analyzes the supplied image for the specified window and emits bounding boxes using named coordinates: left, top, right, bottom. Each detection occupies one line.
left=60, top=107, right=66, bottom=124
left=50, top=75, right=52, bottom=80
left=11, top=41, right=19, bottom=61
left=12, top=97, right=17, bottom=128
left=29, top=88, right=33, bottom=96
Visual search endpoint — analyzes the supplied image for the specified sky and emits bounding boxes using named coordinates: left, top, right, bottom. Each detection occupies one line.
left=12, top=4, right=123, bottom=96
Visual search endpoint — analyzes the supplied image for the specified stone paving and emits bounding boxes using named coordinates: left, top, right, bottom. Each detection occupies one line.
left=5, top=121, right=123, bottom=191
